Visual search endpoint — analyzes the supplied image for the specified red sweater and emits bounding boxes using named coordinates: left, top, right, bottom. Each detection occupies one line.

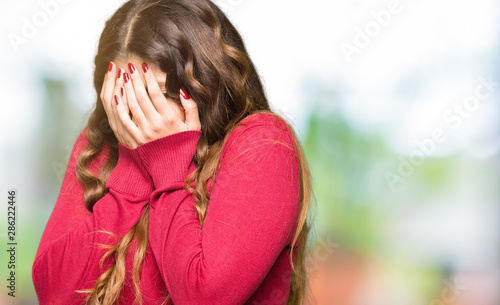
left=32, top=113, right=302, bottom=305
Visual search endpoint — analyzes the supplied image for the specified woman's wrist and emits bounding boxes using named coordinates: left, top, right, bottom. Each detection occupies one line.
left=105, top=142, right=154, bottom=198
left=136, top=130, right=202, bottom=189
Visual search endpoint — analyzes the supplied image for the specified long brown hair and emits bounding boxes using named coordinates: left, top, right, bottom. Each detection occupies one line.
left=75, top=0, right=313, bottom=304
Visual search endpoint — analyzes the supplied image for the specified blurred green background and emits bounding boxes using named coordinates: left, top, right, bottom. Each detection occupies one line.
left=1, top=0, right=499, bottom=304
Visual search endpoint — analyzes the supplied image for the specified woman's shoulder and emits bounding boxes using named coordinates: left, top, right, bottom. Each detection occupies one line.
left=223, top=112, right=297, bottom=156
left=230, top=112, right=295, bottom=142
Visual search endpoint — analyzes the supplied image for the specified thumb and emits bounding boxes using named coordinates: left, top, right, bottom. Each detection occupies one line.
left=180, top=88, right=201, bottom=131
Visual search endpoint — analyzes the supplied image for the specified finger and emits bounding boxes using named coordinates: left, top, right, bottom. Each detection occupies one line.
left=101, top=62, right=117, bottom=111
left=127, top=63, right=159, bottom=120
left=111, top=68, right=126, bottom=125
left=119, top=85, right=134, bottom=124
left=118, top=75, right=136, bottom=125
left=121, top=86, right=139, bottom=127
left=141, top=62, right=170, bottom=116
left=180, top=88, right=201, bottom=131
left=123, top=72, right=148, bottom=128
left=101, top=61, right=118, bottom=131
left=114, top=94, right=141, bottom=146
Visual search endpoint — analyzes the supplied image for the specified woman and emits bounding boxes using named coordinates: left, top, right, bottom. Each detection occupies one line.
left=32, top=0, right=313, bottom=304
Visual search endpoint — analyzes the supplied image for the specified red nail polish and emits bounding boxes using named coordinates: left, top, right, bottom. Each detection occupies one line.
left=128, top=63, right=136, bottom=74
left=108, top=61, right=113, bottom=72
left=114, top=95, right=119, bottom=105
left=180, top=88, right=190, bottom=100
left=124, top=73, right=130, bottom=83
left=120, top=87, right=124, bottom=96
left=118, top=68, right=123, bottom=78
left=142, top=62, right=149, bottom=73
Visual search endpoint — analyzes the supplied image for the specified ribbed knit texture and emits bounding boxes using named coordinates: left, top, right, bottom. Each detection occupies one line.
left=105, top=142, right=155, bottom=198
left=32, top=113, right=302, bottom=305
left=136, top=130, right=202, bottom=190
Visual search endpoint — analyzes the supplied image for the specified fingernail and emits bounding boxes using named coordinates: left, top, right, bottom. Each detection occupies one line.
left=180, top=88, right=190, bottom=100
left=124, top=73, right=130, bottom=83
left=118, top=68, right=123, bottom=79
left=128, top=63, right=136, bottom=74
left=142, top=62, right=149, bottom=73
left=114, top=95, right=119, bottom=105
left=120, top=87, right=124, bottom=96
left=108, top=61, right=113, bottom=72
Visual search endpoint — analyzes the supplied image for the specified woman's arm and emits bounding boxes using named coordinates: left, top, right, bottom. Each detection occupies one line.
left=136, top=118, right=301, bottom=305
left=32, top=128, right=154, bottom=304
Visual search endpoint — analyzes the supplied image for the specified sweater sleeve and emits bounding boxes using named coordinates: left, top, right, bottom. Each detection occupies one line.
left=135, top=119, right=301, bottom=305
left=32, top=128, right=154, bottom=304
